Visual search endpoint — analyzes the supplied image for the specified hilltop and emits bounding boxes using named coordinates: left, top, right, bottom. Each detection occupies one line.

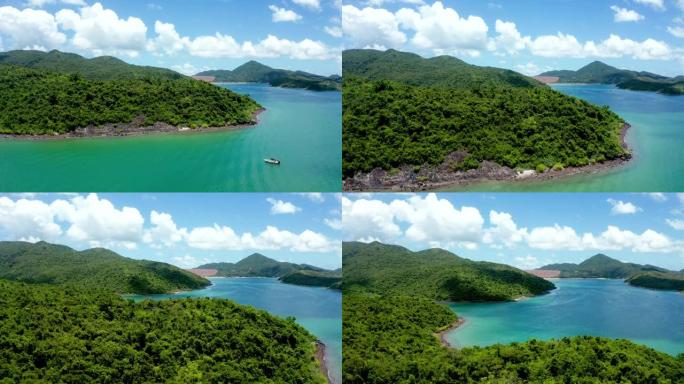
left=196, top=61, right=341, bottom=91
left=343, top=241, right=554, bottom=301
left=0, top=241, right=209, bottom=294
left=539, top=254, right=668, bottom=279
left=539, top=61, right=684, bottom=95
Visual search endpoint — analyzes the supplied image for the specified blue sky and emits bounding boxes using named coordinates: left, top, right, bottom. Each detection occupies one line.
left=0, top=193, right=342, bottom=269
left=342, top=0, right=684, bottom=76
left=342, top=193, right=684, bottom=271
left=0, top=0, right=342, bottom=75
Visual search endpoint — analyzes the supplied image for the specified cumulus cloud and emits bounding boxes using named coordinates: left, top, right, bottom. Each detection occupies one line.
left=607, top=198, right=642, bottom=215
left=268, top=5, right=302, bottom=23
left=299, top=193, right=325, bottom=203
left=143, top=211, right=187, bottom=248
left=528, top=33, right=672, bottom=60
left=648, top=193, right=668, bottom=202
left=266, top=198, right=301, bottom=215
left=666, top=219, right=684, bottom=230
left=0, top=196, right=64, bottom=241
left=0, top=6, right=66, bottom=50
left=292, top=0, right=321, bottom=10
left=56, top=2, right=148, bottom=57
left=610, top=6, right=644, bottom=22
left=186, top=225, right=336, bottom=253
left=147, top=20, right=188, bottom=55
left=634, top=0, right=665, bottom=10
left=489, top=20, right=530, bottom=55
left=342, top=5, right=406, bottom=49
left=185, top=33, right=332, bottom=60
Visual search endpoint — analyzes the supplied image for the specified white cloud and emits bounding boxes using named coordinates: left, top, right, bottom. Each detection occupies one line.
left=299, top=193, right=325, bottom=203
left=25, top=0, right=86, bottom=7
left=172, top=254, right=200, bottom=268
left=634, top=0, right=665, bottom=10
left=147, top=20, right=188, bottom=55
left=324, top=218, right=343, bottom=230
left=171, top=62, right=199, bottom=75
left=342, top=196, right=403, bottom=242
left=489, top=20, right=530, bottom=55
left=342, top=5, right=406, bottom=49
left=143, top=211, right=187, bottom=248
left=186, top=225, right=336, bottom=253
left=528, top=224, right=584, bottom=251
left=483, top=210, right=527, bottom=248
left=516, top=62, right=540, bottom=75
left=678, top=0, right=684, bottom=11
left=528, top=33, right=672, bottom=60
left=513, top=255, right=540, bottom=270
left=610, top=6, right=644, bottom=22
left=186, top=33, right=332, bottom=60
left=56, top=2, right=148, bottom=57
left=0, top=6, right=66, bottom=50
left=268, top=5, right=302, bottom=23
left=607, top=198, right=642, bottom=214
left=668, top=26, right=684, bottom=38
left=324, top=25, right=343, bottom=37
left=648, top=193, right=668, bottom=202
left=666, top=219, right=684, bottom=230
left=0, top=196, right=64, bottom=241
left=292, top=0, right=320, bottom=10
left=266, top=198, right=301, bottom=215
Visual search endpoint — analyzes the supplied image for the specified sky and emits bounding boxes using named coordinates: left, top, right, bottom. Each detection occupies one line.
left=0, top=193, right=342, bottom=269
left=0, top=0, right=342, bottom=75
left=342, top=0, right=684, bottom=76
left=342, top=193, right=684, bottom=271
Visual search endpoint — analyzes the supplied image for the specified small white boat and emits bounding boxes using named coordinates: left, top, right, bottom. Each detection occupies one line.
left=264, top=158, right=281, bottom=165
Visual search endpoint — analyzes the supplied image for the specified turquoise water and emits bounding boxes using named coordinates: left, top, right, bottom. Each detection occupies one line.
left=446, top=279, right=684, bottom=355
left=0, top=84, right=341, bottom=192
left=128, top=277, right=342, bottom=384
left=449, top=84, right=684, bottom=191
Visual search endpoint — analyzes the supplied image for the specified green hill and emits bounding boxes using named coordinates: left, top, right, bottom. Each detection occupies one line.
left=0, top=49, right=183, bottom=81
left=0, top=241, right=209, bottom=294
left=196, top=60, right=341, bottom=91
left=342, top=49, right=628, bottom=179
left=343, top=49, right=542, bottom=89
left=540, top=254, right=669, bottom=278
left=343, top=294, right=684, bottom=384
left=279, top=269, right=342, bottom=289
left=343, top=241, right=555, bottom=301
left=627, top=271, right=684, bottom=292
left=197, top=253, right=325, bottom=278
left=539, top=61, right=684, bottom=95
left=0, top=64, right=261, bottom=135
left=0, top=280, right=325, bottom=383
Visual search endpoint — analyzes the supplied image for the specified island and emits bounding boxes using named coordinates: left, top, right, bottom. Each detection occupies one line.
left=537, top=61, right=684, bottom=95
left=342, top=49, right=631, bottom=191
left=0, top=241, right=329, bottom=383
left=342, top=242, right=684, bottom=383
left=0, top=50, right=262, bottom=137
left=195, top=60, right=341, bottom=91
left=191, top=253, right=341, bottom=289
left=529, top=254, right=684, bottom=293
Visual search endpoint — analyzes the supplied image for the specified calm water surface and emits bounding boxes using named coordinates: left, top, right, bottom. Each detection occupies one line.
left=0, top=84, right=341, bottom=192
left=128, top=277, right=342, bottom=384
left=448, top=84, right=684, bottom=192
left=446, top=279, right=684, bottom=355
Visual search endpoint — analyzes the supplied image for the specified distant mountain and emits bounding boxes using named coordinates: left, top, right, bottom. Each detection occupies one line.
left=343, top=241, right=555, bottom=301
left=539, top=254, right=669, bottom=279
left=196, top=61, right=341, bottom=91
left=627, top=271, right=684, bottom=292
left=0, top=241, right=209, bottom=294
left=0, top=49, right=183, bottom=80
left=538, top=61, right=684, bottom=95
left=197, top=253, right=325, bottom=278
left=280, top=269, right=342, bottom=289
left=343, top=48, right=543, bottom=89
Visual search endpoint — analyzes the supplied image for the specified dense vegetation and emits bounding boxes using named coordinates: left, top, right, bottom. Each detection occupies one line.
left=198, top=253, right=332, bottom=280
left=197, top=61, right=341, bottom=91
left=540, top=61, right=684, bottom=95
left=0, top=241, right=209, bottom=294
left=0, top=64, right=261, bottom=135
left=279, top=269, right=342, bottom=289
left=343, top=50, right=627, bottom=177
left=343, top=294, right=684, bottom=383
left=0, top=280, right=326, bottom=383
left=540, top=254, right=669, bottom=278
left=343, top=242, right=555, bottom=301
left=627, top=271, right=684, bottom=292
left=0, top=49, right=184, bottom=81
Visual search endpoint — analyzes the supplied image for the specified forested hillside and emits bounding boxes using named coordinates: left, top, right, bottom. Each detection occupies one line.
left=343, top=242, right=554, bottom=301
left=196, top=60, right=341, bottom=91
left=279, top=269, right=342, bottom=289
left=0, top=65, right=261, bottom=135
left=0, top=280, right=326, bottom=383
left=627, top=271, right=684, bottom=292
left=0, top=49, right=183, bottom=80
left=540, top=254, right=668, bottom=278
left=197, top=253, right=325, bottom=278
left=0, top=241, right=209, bottom=294
left=343, top=294, right=684, bottom=383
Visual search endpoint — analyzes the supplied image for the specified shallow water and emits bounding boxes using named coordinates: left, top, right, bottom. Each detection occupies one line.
left=446, top=279, right=684, bottom=355
left=0, top=84, right=341, bottom=192
left=128, top=277, right=342, bottom=384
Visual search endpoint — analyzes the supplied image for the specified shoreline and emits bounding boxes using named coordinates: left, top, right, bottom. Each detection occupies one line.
left=0, top=108, right=265, bottom=141
left=435, top=317, right=466, bottom=349
left=315, top=340, right=333, bottom=384
left=344, top=123, right=632, bottom=192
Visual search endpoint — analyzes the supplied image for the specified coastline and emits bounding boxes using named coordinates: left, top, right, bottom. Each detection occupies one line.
left=344, top=123, right=632, bottom=192
left=435, top=317, right=466, bottom=349
left=0, top=108, right=265, bottom=141
left=315, top=340, right=333, bottom=384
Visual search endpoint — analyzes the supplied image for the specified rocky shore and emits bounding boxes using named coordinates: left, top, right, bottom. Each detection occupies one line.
left=344, top=123, right=632, bottom=191
left=0, top=109, right=265, bottom=140
left=436, top=317, right=466, bottom=349
left=315, top=340, right=332, bottom=384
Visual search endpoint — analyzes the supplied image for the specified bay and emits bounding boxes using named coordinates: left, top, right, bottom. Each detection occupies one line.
left=128, top=277, right=342, bottom=384
left=447, top=85, right=684, bottom=192
left=446, top=279, right=684, bottom=355
left=0, top=84, right=341, bottom=192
